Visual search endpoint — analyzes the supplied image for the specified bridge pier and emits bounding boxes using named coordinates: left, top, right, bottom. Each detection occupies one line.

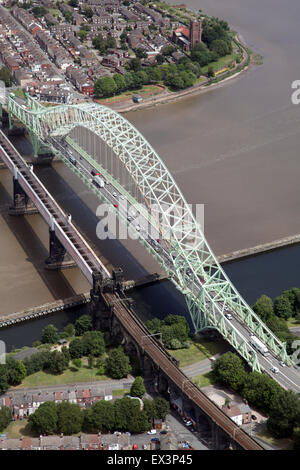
left=9, top=176, right=39, bottom=215
left=45, top=228, right=76, bottom=270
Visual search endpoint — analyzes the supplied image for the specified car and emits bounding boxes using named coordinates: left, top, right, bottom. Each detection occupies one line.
left=271, top=366, right=279, bottom=374
left=142, top=444, right=147, bottom=449
left=279, top=361, right=286, bottom=367
left=147, top=429, right=157, bottom=435
left=91, top=170, right=99, bottom=176
left=160, top=430, right=168, bottom=435
left=136, top=225, right=141, bottom=231
left=132, top=444, right=138, bottom=450
left=127, top=216, right=133, bottom=222
left=120, top=195, right=125, bottom=200
left=151, top=437, right=160, bottom=442
left=114, top=431, right=121, bottom=435
left=113, top=203, right=118, bottom=208
left=69, top=157, right=76, bottom=166
left=113, top=192, right=118, bottom=198
left=225, top=313, right=232, bottom=320
left=251, top=415, right=257, bottom=421
left=185, top=421, right=192, bottom=426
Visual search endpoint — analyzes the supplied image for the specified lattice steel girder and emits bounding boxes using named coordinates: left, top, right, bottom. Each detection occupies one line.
left=8, top=94, right=292, bottom=367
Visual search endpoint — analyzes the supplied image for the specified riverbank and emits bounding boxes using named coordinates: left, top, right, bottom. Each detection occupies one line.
left=102, top=35, right=251, bottom=114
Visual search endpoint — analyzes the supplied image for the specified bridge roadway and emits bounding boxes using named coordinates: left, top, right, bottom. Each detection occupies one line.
left=103, top=291, right=263, bottom=450
left=0, top=131, right=264, bottom=450
left=53, top=136, right=300, bottom=394
left=0, top=130, right=110, bottom=285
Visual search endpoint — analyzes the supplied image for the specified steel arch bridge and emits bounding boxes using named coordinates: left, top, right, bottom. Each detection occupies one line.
left=6, top=93, right=292, bottom=371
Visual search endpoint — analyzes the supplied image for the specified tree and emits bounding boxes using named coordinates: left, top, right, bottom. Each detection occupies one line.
left=0, top=363, right=9, bottom=392
left=135, top=47, right=147, bottom=59
left=142, top=398, right=155, bottom=422
left=0, top=406, right=12, bottom=432
left=94, top=76, right=117, bottom=97
left=128, top=57, right=142, bottom=72
left=57, top=402, right=83, bottom=435
left=69, top=0, right=78, bottom=6
left=106, top=34, right=116, bottom=49
left=130, top=376, right=146, bottom=397
left=113, top=397, right=136, bottom=431
left=41, top=324, right=59, bottom=344
left=91, top=400, right=115, bottom=431
left=274, top=295, right=293, bottom=320
left=6, top=358, right=27, bottom=385
left=105, top=347, right=131, bottom=379
left=69, top=338, right=84, bottom=359
left=29, top=402, right=58, bottom=435
left=210, top=39, right=232, bottom=57
left=207, top=66, right=214, bottom=78
left=81, top=331, right=105, bottom=357
left=78, top=29, right=88, bottom=41
left=113, top=73, right=126, bottom=94
left=252, top=295, right=274, bottom=323
left=63, top=323, right=75, bottom=338
left=156, top=54, right=164, bottom=65
left=212, top=352, right=246, bottom=391
left=294, top=430, right=300, bottom=450
left=75, top=315, right=93, bottom=336
left=242, top=372, right=282, bottom=413
left=83, top=6, right=93, bottom=19
left=154, top=397, right=170, bottom=420
left=267, top=390, right=300, bottom=438
left=127, top=408, right=150, bottom=433
left=48, top=351, right=68, bottom=374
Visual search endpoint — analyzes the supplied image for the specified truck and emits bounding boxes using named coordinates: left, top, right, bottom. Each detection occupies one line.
left=250, top=336, right=269, bottom=356
left=92, top=175, right=105, bottom=188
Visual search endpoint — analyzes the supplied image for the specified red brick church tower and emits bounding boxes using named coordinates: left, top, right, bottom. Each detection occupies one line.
left=190, top=19, right=202, bottom=49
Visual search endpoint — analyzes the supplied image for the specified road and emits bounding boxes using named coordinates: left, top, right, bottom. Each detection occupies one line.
left=49, top=135, right=300, bottom=395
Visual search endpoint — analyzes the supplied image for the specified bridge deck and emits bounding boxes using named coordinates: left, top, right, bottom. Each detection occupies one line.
left=0, top=130, right=110, bottom=285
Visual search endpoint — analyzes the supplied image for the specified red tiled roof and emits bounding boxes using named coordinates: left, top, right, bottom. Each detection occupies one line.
left=175, top=26, right=190, bottom=39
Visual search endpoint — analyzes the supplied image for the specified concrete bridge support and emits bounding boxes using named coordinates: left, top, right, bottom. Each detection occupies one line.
left=45, top=228, right=76, bottom=270
left=9, top=176, right=39, bottom=215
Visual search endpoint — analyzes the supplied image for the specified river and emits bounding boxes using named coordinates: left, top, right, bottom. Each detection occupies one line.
left=1, top=0, right=300, bottom=347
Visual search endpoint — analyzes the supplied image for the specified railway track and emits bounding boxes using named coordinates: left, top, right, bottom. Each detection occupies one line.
left=0, top=131, right=107, bottom=277
left=103, top=292, right=263, bottom=451
left=0, top=130, right=263, bottom=450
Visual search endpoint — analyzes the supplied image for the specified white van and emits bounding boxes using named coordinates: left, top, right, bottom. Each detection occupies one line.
left=147, top=429, right=157, bottom=435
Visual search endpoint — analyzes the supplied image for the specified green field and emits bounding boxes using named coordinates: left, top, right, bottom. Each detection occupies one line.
left=192, top=371, right=216, bottom=388
left=201, top=52, right=238, bottom=75
left=13, top=360, right=110, bottom=389
left=3, top=420, right=35, bottom=439
left=287, top=317, right=300, bottom=328
left=97, top=84, right=164, bottom=104
left=257, top=430, right=294, bottom=450
left=167, top=339, right=227, bottom=367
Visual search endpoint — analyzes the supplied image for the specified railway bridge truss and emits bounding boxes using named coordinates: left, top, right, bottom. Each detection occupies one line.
left=5, top=93, right=292, bottom=372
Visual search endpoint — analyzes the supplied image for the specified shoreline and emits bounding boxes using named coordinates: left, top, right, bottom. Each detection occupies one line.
left=104, top=34, right=252, bottom=114
left=218, top=234, right=300, bottom=264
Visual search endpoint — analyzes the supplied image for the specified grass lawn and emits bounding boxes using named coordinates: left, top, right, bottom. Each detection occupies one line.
left=13, top=88, right=26, bottom=99
left=287, top=317, right=300, bottom=328
left=3, top=420, right=35, bottom=439
left=257, top=430, right=294, bottom=450
left=167, top=339, right=227, bottom=367
left=201, top=52, right=238, bottom=75
left=97, top=84, right=164, bottom=104
left=192, top=371, right=216, bottom=388
left=112, top=388, right=130, bottom=397
left=13, top=361, right=110, bottom=389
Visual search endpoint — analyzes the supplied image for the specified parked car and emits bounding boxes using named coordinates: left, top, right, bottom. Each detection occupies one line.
left=160, top=430, right=168, bottom=435
left=147, top=429, right=157, bottom=435
left=185, top=421, right=193, bottom=426
left=251, top=415, right=257, bottom=421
